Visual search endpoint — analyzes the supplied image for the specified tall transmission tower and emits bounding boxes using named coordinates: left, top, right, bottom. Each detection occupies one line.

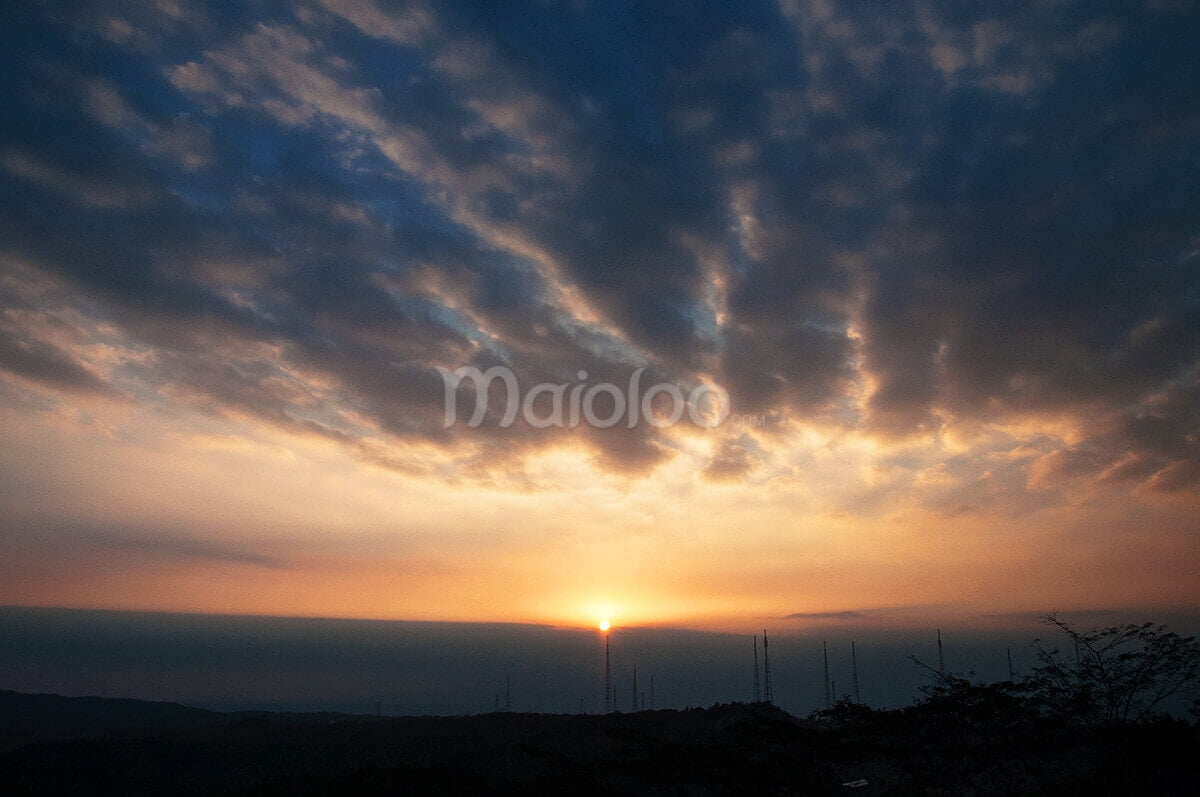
left=650, top=674, right=655, bottom=710
left=762, top=629, right=773, bottom=704
left=851, top=641, right=861, bottom=704
left=1007, top=648, right=1015, bottom=680
left=604, top=634, right=612, bottom=714
left=753, top=635, right=761, bottom=702
left=823, top=641, right=831, bottom=708
left=937, top=629, right=945, bottom=675
left=632, top=665, right=638, bottom=713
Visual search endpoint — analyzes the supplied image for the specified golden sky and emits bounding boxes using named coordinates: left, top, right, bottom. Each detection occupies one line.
left=1, top=0, right=1197, bottom=631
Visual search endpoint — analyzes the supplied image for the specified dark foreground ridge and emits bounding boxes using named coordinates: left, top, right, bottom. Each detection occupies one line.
left=1, top=689, right=1198, bottom=794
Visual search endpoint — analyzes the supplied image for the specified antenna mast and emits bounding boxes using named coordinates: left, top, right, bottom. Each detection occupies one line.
left=632, top=664, right=638, bottom=713
left=851, top=641, right=861, bottom=704
left=823, top=641, right=831, bottom=708
left=753, top=636, right=761, bottom=702
left=762, top=629, right=773, bottom=704
left=937, top=629, right=945, bottom=675
left=604, top=634, right=612, bottom=714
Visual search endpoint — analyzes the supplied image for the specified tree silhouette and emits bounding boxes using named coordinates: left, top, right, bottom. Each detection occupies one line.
left=1029, top=612, right=1200, bottom=726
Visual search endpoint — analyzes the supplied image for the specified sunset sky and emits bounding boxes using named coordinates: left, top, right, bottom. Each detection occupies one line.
left=1, top=0, right=1197, bottom=632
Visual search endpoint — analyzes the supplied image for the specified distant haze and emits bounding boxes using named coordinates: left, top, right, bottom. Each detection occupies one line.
left=4, top=607, right=1197, bottom=717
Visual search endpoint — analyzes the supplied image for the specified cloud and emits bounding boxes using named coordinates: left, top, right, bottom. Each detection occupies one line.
left=1146, top=459, right=1200, bottom=493
left=703, top=436, right=759, bottom=483
left=1, top=148, right=159, bottom=209
left=783, top=610, right=869, bottom=621
left=94, top=531, right=287, bottom=569
left=0, top=328, right=113, bottom=395
left=0, top=0, right=1196, bottom=503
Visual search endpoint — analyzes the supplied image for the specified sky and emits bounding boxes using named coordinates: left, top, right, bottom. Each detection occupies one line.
left=0, top=0, right=1198, bottom=632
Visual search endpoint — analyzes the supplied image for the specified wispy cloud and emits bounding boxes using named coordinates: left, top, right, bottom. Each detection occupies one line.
left=784, top=610, right=870, bottom=621
left=93, top=531, right=287, bottom=570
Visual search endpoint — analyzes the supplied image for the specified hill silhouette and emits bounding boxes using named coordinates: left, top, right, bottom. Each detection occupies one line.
left=1, top=689, right=1197, bottom=794
left=1, top=696, right=827, bottom=793
left=0, top=690, right=227, bottom=751
left=0, top=690, right=370, bottom=752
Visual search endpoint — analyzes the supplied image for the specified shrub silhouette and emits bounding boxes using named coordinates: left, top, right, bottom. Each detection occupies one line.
left=872, top=616, right=1200, bottom=791
left=1028, top=612, right=1200, bottom=727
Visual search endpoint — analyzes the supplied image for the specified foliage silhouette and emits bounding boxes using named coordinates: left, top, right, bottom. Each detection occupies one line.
left=1029, top=612, right=1200, bottom=727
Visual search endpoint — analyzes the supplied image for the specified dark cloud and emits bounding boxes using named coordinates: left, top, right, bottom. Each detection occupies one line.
left=0, top=0, right=1196, bottom=493
left=0, top=328, right=112, bottom=395
left=783, top=611, right=867, bottom=621
left=703, top=436, right=758, bottom=483
left=0, top=516, right=287, bottom=570
left=1146, top=459, right=1200, bottom=494
left=93, top=531, right=287, bottom=569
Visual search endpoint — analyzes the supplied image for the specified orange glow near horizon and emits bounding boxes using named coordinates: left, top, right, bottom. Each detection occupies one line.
left=1, top=376, right=1199, bottom=632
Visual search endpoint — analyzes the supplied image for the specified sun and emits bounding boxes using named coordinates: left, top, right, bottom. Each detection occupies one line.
left=598, top=619, right=611, bottom=632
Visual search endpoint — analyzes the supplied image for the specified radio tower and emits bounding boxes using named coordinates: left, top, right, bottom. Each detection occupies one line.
left=851, top=641, right=861, bottom=704
left=762, top=630, right=773, bottom=704
left=937, top=629, right=945, bottom=676
left=632, top=665, right=638, bottom=712
left=752, top=636, right=761, bottom=702
left=823, top=641, right=831, bottom=708
left=1007, top=648, right=1015, bottom=680
left=604, top=634, right=612, bottom=714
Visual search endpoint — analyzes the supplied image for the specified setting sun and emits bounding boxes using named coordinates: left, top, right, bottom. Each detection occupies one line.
left=598, top=619, right=610, bottom=632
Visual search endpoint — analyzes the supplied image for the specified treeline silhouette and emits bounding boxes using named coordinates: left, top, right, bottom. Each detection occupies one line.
left=0, top=614, right=1196, bottom=794
left=811, top=614, right=1200, bottom=792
